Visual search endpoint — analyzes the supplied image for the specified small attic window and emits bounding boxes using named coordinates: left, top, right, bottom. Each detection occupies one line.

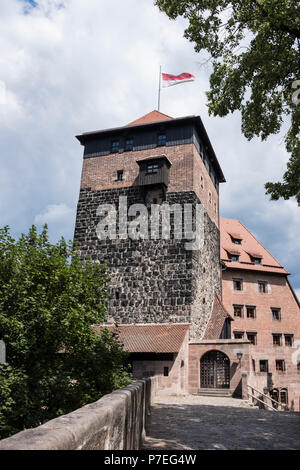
left=111, top=140, right=120, bottom=153
left=125, top=138, right=134, bottom=151
left=157, top=134, right=166, bottom=146
left=229, top=233, right=242, bottom=245
left=230, top=254, right=239, bottom=262
left=247, top=252, right=262, bottom=264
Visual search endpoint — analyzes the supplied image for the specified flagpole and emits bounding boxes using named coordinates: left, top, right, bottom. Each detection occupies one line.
left=158, top=65, right=161, bottom=111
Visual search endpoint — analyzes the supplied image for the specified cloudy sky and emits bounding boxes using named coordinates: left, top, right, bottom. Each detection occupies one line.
left=0, top=0, right=299, bottom=298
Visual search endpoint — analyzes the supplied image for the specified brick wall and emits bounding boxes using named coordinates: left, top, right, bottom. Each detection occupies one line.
left=222, top=269, right=300, bottom=410
left=79, top=142, right=219, bottom=227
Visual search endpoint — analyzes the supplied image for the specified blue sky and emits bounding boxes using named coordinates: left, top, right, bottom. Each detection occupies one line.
left=1, top=0, right=299, bottom=298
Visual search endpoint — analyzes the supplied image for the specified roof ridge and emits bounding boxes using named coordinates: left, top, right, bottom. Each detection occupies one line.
left=126, top=110, right=173, bottom=126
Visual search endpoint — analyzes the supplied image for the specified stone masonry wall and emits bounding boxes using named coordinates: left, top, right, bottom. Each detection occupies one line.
left=0, top=378, right=158, bottom=450
left=74, top=187, right=221, bottom=339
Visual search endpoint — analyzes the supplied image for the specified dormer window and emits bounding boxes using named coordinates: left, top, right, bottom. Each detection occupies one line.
left=125, top=138, right=134, bottom=151
left=136, top=156, right=172, bottom=189
left=157, top=134, right=166, bottom=146
left=226, top=248, right=240, bottom=262
left=247, top=252, right=263, bottom=264
left=229, top=233, right=242, bottom=245
left=111, top=140, right=120, bottom=153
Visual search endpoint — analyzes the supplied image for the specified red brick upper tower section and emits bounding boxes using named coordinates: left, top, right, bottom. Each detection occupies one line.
left=76, top=110, right=225, bottom=227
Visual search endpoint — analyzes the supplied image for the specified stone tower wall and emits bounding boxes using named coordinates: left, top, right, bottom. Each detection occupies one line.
left=74, top=185, right=221, bottom=340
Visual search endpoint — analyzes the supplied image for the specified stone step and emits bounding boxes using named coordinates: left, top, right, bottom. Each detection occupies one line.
left=197, top=388, right=234, bottom=397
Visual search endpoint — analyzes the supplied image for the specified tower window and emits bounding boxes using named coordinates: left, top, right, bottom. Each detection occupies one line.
left=208, top=191, right=212, bottom=204
left=163, top=367, right=169, bottom=377
left=284, top=334, right=293, bottom=346
left=233, top=305, right=243, bottom=317
left=297, top=361, right=300, bottom=372
left=247, top=332, right=257, bottom=345
left=234, top=331, right=244, bottom=339
left=117, top=170, right=124, bottom=181
left=246, top=306, right=256, bottom=319
left=276, top=360, right=285, bottom=372
left=125, top=138, right=134, bottom=151
left=259, top=360, right=268, bottom=372
left=200, top=175, right=204, bottom=189
left=271, top=308, right=281, bottom=321
left=157, top=134, right=166, bottom=146
left=258, top=281, right=267, bottom=293
left=147, top=163, right=159, bottom=174
left=233, top=279, right=243, bottom=290
left=273, top=334, right=282, bottom=346
left=111, top=140, right=120, bottom=153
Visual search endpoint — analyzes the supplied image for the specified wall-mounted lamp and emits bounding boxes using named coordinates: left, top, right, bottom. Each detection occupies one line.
left=236, top=351, right=243, bottom=363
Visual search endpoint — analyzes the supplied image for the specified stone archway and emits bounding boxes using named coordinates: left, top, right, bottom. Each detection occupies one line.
left=200, top=350, right=230, bottom=389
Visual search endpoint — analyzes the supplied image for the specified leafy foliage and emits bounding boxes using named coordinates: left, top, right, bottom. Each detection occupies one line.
left=0, top=225, right=130, bottom=439
left=156, top=0, right=300, bottom=203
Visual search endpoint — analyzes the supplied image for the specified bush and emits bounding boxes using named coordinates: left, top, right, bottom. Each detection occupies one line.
left=0, top=225, right=131, bottom=439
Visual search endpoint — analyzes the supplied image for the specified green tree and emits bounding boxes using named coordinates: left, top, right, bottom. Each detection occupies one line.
left=0, top=225, right=130, bottom=439
left=156, top=0, right=300, bottom=203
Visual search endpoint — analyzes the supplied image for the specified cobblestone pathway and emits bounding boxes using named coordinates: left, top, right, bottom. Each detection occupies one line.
left=143, top=395, right=300, bottom=450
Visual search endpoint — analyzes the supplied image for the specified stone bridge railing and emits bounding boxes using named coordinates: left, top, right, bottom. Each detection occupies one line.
left=0, top=377, right=158, bottom=450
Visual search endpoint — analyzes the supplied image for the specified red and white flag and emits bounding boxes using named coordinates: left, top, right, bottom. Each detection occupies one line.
left=161, top=72, right=195, bottom=88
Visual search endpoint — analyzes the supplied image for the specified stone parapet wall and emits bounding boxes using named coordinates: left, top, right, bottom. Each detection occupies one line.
left=0, top=378, right=158, bottom=450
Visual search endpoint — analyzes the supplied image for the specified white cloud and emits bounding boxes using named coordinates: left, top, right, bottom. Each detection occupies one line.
left=0, top=0, right=299, bottom=291
left=34, top=203, right=75, bottom=241
left=34, top=202, right=74, bottom=225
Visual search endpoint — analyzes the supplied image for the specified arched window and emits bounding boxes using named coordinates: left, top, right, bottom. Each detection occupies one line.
left=280, top=388, right=288, bottom=404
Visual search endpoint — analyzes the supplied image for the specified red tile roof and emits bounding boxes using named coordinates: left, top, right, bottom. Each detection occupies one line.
left=126, top=110, right=173, bottom=127
left=204, top=293, right=232, bottom=339
left=93, top=323, right=190, bottom=353
left=220, top=217, right=288, bottom=274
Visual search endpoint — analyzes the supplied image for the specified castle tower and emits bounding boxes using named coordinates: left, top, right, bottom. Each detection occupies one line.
left=74, top=110, right=225, bottom=340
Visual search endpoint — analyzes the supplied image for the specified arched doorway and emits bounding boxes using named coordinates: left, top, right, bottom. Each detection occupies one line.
left=200, top=350, right=230, bottom=389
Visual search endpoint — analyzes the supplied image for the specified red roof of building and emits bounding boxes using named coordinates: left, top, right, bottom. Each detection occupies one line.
left=220, top=217, right=288, bottom=275
left=126, top=110, right=173, bottom=127
left=204, top=293, right=232, bottom=339
left=93, top=323, right=190, bottom=353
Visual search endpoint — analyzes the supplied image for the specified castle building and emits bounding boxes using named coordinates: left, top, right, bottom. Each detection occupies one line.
left=74, top=111, right=300, bottom=407
left=221, top=217, right=300, bottom=410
